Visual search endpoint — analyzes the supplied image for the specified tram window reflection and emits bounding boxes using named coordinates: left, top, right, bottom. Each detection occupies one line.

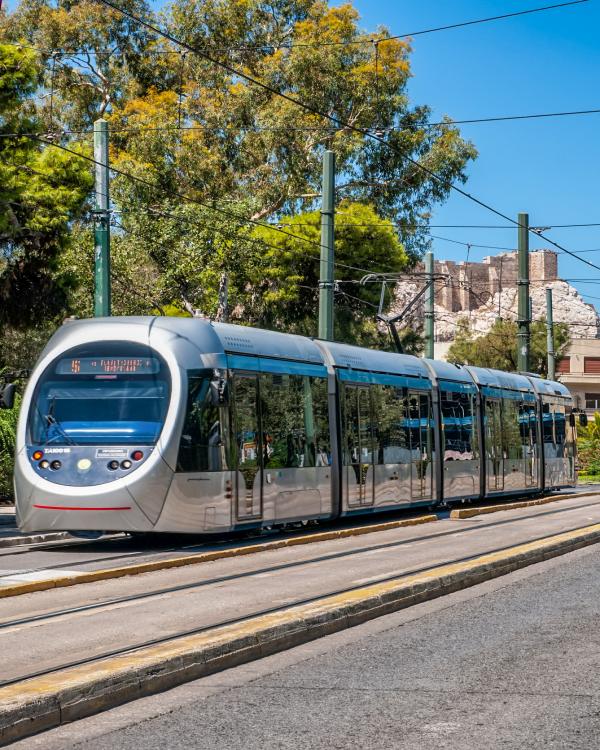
left=371, top=385, right=409, bottom=465
left=260, top=374, right=328, bottom=469
left=440, top=390, right=477, bottom=461
left=177, top=375, right=226, bottom=472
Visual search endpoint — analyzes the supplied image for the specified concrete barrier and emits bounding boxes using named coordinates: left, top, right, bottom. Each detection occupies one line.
left=450, top=489, right=599, bottom=520
left=2, top=521, right=600, bottom=745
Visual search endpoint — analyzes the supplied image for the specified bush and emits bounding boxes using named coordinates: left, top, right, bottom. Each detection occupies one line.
left=0, top=397, right=19, bottom=502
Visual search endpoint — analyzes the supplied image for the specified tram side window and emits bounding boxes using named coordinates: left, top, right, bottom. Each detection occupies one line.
left=260, top=374, right=325, bottom=469
left=554, top=402, right=566, bottom=458
left=310, top=377, right=331, bottom=466
left=519, top=401, right=538, bottom=448
left=440, top=390, right=477, bottom=461
left=501, top=397, right=522, bottom=460
left=370, top=385, right=409, bottom=465
left=542, top=400, right=555, bottom=448
left=177, top=375, right=226, bottom=472
left=408, top=392, right=433, bottom=462
left=343, top=384, right=372, bottom=467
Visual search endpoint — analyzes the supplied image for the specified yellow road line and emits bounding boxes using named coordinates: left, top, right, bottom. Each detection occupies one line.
left=2, top=521, right=600, bottom=745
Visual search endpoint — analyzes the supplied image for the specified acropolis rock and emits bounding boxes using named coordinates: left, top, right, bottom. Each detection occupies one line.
left=390, top=250, right=599, bottom=347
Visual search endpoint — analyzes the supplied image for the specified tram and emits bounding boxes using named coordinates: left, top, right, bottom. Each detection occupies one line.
left=13, top=316, right=577, bottom=535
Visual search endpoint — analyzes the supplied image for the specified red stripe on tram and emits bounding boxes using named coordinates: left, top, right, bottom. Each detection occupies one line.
left=33, top=504, right=132, bottom=511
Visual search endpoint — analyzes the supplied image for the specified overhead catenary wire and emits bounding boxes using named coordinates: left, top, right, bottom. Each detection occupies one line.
left=3, top=1, right=587, bottom=56
left=91, top=0, right=600, bottom=277
left=20, top=138, right=402, bottom=281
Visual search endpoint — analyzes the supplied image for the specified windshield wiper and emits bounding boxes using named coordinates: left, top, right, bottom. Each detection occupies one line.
left=43, top=398, right=77, bottom=446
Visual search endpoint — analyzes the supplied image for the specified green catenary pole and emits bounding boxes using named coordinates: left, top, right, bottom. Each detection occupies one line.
left=546, top=287, right=555, bottom=380
left=318, top=150, right=335, bottom=340
left=517, top=212, right=530, bottom=372
left=94, top=118, right=111, bottom=317
left=424, top=251, right=435, bottom=358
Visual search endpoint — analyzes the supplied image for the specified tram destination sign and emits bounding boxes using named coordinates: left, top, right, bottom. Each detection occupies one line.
left=56, top=357, right=160, bottom=375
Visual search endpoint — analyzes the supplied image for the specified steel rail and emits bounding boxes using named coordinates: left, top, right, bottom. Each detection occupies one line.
left=2, top=516, right=599, bottom=690
left=2, top=497, right=600, bottom=633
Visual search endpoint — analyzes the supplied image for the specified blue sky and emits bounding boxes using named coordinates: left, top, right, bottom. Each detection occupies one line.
left=350, top=0, right=600, bottom=308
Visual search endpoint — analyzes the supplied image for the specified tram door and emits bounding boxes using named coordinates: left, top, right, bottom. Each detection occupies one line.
left=408, top=391, right=432, bottom=501
left=233, top=375, right=263, bottom=520
left=485, top=399, right=504, bottom=492
left=520, top=401, right=538, bottom=488
left=344, top=385, right=375, bottom=508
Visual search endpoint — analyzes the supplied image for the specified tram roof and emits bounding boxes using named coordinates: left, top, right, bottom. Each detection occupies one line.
left=526, top=377, right=571, bottom=398
left=423, top=359, right=476, bottom=384
left=316, top=340, right=432, bottom=379
left=211, top=322, right=324, bottom=364
left=465, top=366, right=536, bottom=394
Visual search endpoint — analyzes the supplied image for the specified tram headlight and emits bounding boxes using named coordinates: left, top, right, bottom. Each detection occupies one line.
left=39, top=460, right=50, bottom=469
left=120, top=460, right=132, bottom=470
left=107, top=460, right=120, bottom=471
left=50, top=460, right=62, bottom=470
left=77, top=458, right=92, bottom=472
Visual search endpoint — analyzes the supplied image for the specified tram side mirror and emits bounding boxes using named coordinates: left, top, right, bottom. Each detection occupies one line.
left=0, top=383, right=16, bottom=410
left=579, top=413, right=589, bottom=427
left=209, top=378, right=229, bottom=406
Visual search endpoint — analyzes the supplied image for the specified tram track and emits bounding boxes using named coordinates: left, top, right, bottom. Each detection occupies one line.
left=2, top=498, right=600, bottom=638
left=3, top=516, right=600, bottom=691
left=1, top=492, right=599, bottom=583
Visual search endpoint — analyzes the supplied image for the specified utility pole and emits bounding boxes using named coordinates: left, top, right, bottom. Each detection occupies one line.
left=546, top=287, right=555, bottom=380
left=517, top=211, right=530, bottom=372
left=318, top=150, right=335, bottom=340
left=424, top=251, right=435, bottom=358
left=94, top=118, right=111, bottom=317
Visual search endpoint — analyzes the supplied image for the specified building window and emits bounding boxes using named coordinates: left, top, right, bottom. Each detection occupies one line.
left=584, top=357, right=600, bottom=374
left=585, top=393, right=600, bottom=410
left=556, top=357, right=570, bottom=374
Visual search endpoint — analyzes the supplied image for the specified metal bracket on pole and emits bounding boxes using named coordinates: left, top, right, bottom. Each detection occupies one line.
left=361, top=272, right=447, bottom=355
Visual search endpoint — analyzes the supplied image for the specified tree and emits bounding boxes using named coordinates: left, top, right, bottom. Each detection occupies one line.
left=2, top=0, right=478, bottom=353
left=249, top=200, right=408, bottom=344
left=447, top=318, right=570, bottom=377
left=0, top=43, right=93, bottom=330
left=4, top=0, right=477, bottom=257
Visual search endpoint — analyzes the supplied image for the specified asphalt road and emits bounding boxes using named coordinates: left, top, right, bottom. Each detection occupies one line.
left=14, top=541, right=600, bottom=750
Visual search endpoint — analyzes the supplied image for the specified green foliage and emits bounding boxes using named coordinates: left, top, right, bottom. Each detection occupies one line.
left=576, top=413, right=600, bottom=476
left=0, top=395, right=20, bottom=501
left=2, top=0, right=477, bottom=360
left=447, top=318, right=570, bottom=377
left=250, top=201, right=408, bottom=344
left=0, top=43, right=93, bottom=330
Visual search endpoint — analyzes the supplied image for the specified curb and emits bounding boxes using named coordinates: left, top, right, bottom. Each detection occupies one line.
left=0, top=532, right=72, bottom=549
left=0, top=514, right=437, bottom=599
left=2, top=522, right=600, bottom=745
left=450, top=490, right=599, bottom=520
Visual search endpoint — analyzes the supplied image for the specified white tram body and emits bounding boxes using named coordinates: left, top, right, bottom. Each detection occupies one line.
left=14, top=317, right=576, bottom=535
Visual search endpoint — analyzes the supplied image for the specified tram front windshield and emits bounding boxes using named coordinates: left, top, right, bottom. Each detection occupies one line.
left=28, top=343, right=171, bottom=446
